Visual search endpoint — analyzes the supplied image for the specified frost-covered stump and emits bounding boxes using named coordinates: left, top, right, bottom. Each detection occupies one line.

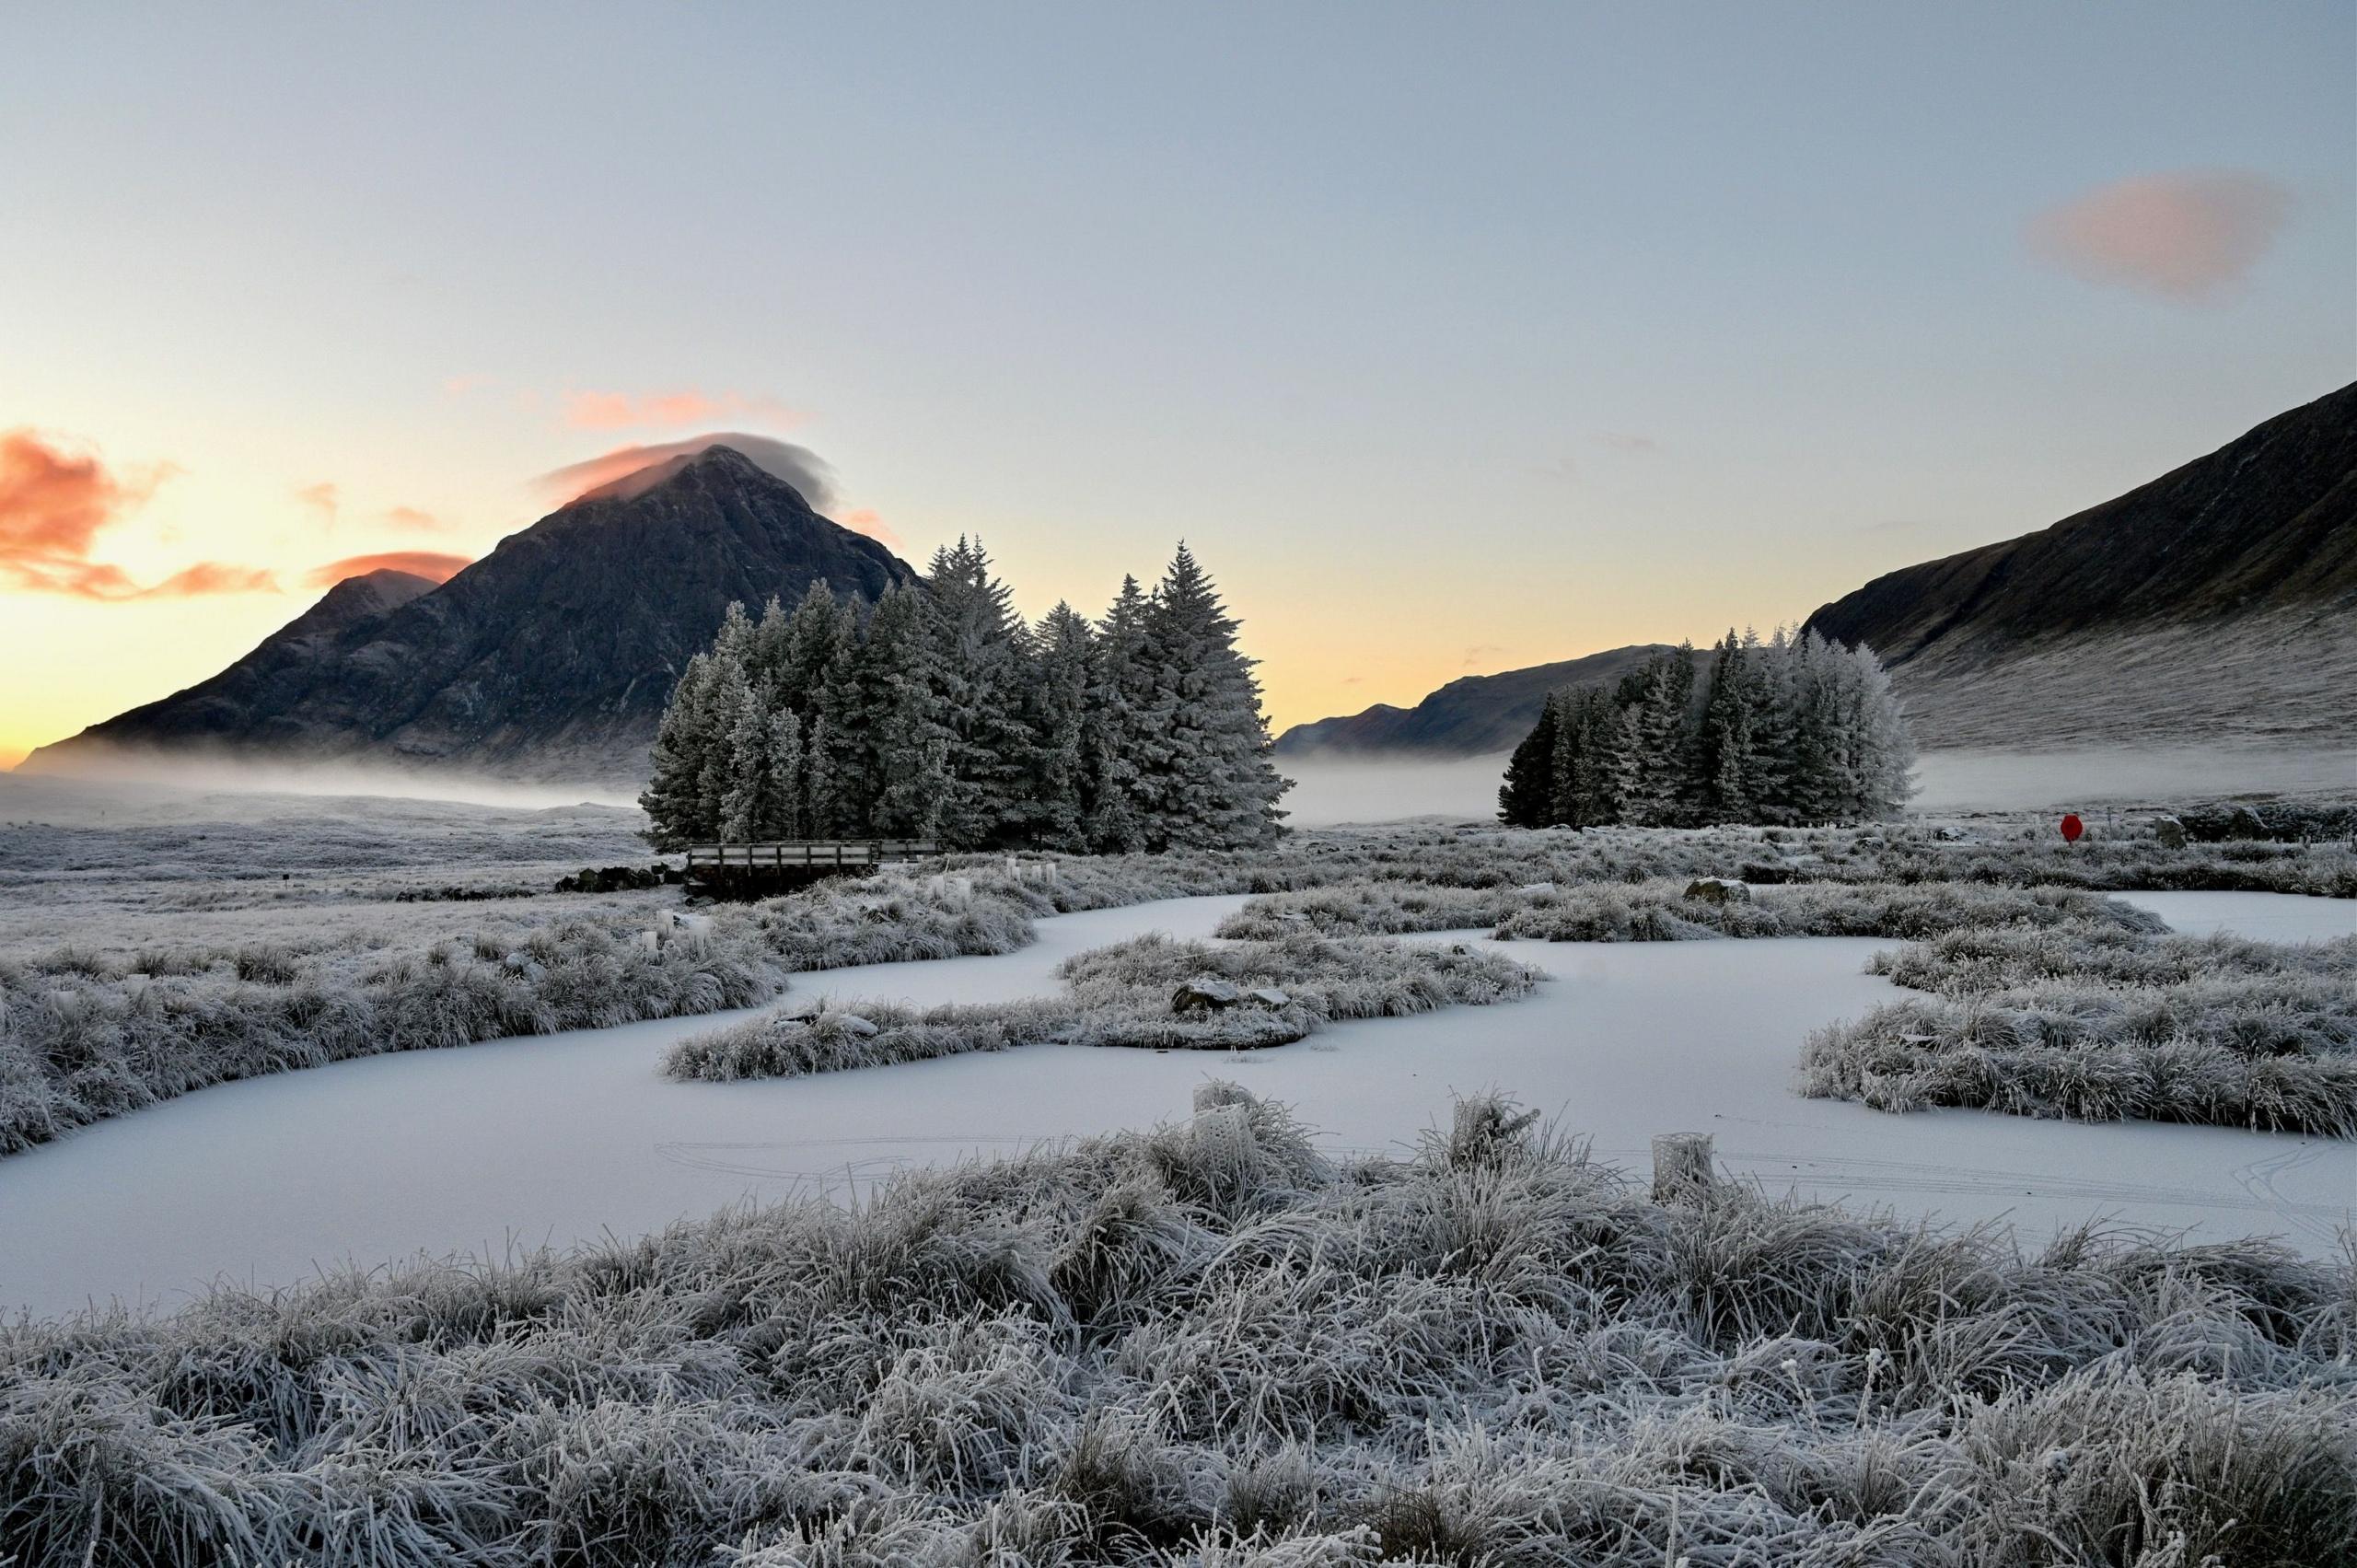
left=1651, top=1132, right=1718, bottom=1202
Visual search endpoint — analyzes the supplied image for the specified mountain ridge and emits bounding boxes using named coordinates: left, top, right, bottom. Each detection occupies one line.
left=25, top=446, right=917, bottom=783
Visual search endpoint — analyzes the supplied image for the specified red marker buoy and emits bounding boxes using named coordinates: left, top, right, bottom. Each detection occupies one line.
left=2060, top=813, right=2084, bottom=843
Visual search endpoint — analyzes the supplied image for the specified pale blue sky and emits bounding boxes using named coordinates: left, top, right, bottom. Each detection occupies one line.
left=3, top=2, right=2350, bottom=756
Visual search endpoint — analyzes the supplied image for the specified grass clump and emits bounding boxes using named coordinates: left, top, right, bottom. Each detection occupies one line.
left=1803, top=931, right=2357, bottom=1135
left=663, top=933, right=1544, bottom=1081
left=1489, top=878, right=2165, bottom=944
left=3, top=1085, right=2351, bottom=1566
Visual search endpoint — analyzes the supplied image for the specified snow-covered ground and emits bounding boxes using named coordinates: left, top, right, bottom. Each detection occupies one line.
left=2, top=889, right=2350, bottom=1321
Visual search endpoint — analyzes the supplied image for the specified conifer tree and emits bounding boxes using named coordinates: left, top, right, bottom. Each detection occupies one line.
left=702, top=652, right=763, bottom=842
left=640, top=650, right=723, bottom=849
left=1027, top=601, right=1096, bottom=851
left=860, top=583, right=954, bottom=840
left=1134, top=544, right=1289, bottom=850
left=1085, top=575, right=1155, bottom=854
left=922, top=539, right=1036, bottom=847
left=1498, top=692, right=1560, bottom=826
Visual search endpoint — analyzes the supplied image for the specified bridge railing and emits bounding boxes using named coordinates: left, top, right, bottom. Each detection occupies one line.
left=683, top=840, right=941, bottom=874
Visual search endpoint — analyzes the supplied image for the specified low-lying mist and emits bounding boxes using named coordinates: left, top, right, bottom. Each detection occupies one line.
left=2, top=752, right=640, bottom=824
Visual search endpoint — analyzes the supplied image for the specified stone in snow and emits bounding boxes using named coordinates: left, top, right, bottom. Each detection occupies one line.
left=1683, top=877, right=1752, bottom=904
left=1172, top=977, right=1245, bottom=1014
left=2152, top=815, right=2188, bottom=849
left=833, top=1015, right=880, bottom=1038
left=1246, top=986, right=1293, bottom=1009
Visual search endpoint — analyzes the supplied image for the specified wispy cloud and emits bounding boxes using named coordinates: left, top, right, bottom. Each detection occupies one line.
left=384, top=505, right=445, bottom=532
left=294, top=482, right=339, bottom=527
left=305, top=550, right=471, bottom=587
left=1596, top=431, right=1658, bottom=454
left=2026, top=170, right=2293, bottom=302
left=1462, top=644, right=1508, bottom=668
left=562, top=389, right=806, bottom=432
left=1, top=429, right=271, bottom=599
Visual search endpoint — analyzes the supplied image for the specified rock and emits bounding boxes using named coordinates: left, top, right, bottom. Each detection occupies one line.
left=2224, top=806, right=2269, bottom=841
left=2151, top=815, right=2188, bottom=849
left=1931, top=824, right=1967, bottom=842
left=1682, top=877, right=1753, bottom=905
left=832, top=1014, right=880, bottom=1038
left=1172, top=977, right=1245, bottom=1015
left=1245, top=986, right=1293, bottom=1009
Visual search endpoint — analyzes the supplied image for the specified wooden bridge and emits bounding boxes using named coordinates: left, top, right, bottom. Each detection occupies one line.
left=683, top=839, right=941, bottom=897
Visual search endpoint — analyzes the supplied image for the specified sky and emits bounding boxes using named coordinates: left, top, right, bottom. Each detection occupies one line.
left=3, top=3, right=2351, bottom=769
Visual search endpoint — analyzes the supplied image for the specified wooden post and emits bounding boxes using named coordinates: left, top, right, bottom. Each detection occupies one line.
left=1652, top=1132, right=1717, bottom=1202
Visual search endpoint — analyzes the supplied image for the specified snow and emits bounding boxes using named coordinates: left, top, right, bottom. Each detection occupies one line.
left=3, top=889, right=2351, bottom=1321
left=2117, top=889, right=2357, bottom=944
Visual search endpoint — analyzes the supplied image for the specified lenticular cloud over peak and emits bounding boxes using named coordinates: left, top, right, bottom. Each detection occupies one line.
left=535, top=434, right=841, bottom=510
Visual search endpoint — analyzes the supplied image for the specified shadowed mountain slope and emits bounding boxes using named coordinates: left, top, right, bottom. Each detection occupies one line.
left=1273, top=644, right=1708, bottom=756
left=1805, top=382, right=2355, bottom=748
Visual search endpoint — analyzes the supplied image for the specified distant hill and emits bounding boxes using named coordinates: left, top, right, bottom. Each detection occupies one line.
left=26, top=446, right=916, bottom=782
left=1273, top=644, right=1709, bottom=756
left=1805, top=382, right=2356, bottom=749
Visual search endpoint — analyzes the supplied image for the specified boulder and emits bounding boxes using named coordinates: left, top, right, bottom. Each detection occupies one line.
left=1172, top=977, right=1245, bottom=1015
left=2224, top=806, right=2269, bottom=841
left=1682, top=877, right=1753, bottom=905
left=1245, top=986, right=1293, bottom=1010
left=2151, top=815, right=2188, bottom=849
left=832, top=1014, right=880, bottom=1038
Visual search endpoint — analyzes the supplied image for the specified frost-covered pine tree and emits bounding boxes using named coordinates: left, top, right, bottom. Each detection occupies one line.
left=1085, top=575, right=1156, bottom=854
left=1497, top=691, right=1560, bottom=826
left=812, top=597, right=871, bottom=832
left=922, top=539, right=1037, bottom=848
left=1618, top=646, right=1695, bottom=826
left=1838, top=638, right=1917, bottom=817
left=1693, top=631, right=1759, bottom=824
left=1026, top=601, right=1096, bottom=852
left=859, top=583, right=956, bottom=840
left=703, top=652, right=764, bottom=842
left=1132, top=545, right=1289, bottom=850
left=779, top=580, right=847, bottom=713
left=640, top=650, right=723, bottom=849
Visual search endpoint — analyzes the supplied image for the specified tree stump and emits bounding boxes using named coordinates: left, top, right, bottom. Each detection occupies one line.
left=1652, top=1132, right=1717, bottom=1202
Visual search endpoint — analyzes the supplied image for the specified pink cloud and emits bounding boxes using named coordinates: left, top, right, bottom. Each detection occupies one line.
left=839, top=506, right=902, bottom=547
left=384, top=505, right=444, bottom=532
left=294, top=482, right=339, bottom=526
left=305, top=550, right=470, bottom=587
left=562, top=388, right=806, bottom=431
left=0, top=429, right=267, bottom=599
left=2026, top=170, right=2293, bottom=302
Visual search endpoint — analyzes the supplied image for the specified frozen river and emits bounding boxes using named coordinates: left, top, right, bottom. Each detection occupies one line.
left=1, top=890, right=2351, bottom=1319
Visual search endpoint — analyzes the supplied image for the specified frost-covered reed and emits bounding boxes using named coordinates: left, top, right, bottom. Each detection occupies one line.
left=1804, top=930, right=2357, bottom=1135
left=664, top=933, right=1543, bottom=1081
left=3, top=1085, right=2349, bottom=1566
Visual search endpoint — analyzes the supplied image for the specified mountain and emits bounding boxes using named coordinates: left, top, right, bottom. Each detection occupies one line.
left=26, top=446, right=916, bottom=782
left=1273, top=644, right=1709, bottom=756
left=1804, top=382, right=2357, bottom=749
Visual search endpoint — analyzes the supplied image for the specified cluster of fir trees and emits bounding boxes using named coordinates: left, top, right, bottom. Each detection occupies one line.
left=640, top=540, right=1291, bottom=853
left=1498, top=630, right=1917, bottom=829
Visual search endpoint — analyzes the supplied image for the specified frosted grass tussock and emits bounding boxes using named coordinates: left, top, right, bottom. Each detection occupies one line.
left=0, top=918, right=784, bottom=1156
left=1488, top=878, right=2163, bottom=944
left=1803, top=928, right=2357, bottom=1135
left=663, top=933, right=1543, bottom=1081
left=4, top=1085, right=2351, bottom=1566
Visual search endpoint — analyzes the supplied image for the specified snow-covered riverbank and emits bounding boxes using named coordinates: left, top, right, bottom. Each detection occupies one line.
left=2, top=889, right=2351, bottom=1319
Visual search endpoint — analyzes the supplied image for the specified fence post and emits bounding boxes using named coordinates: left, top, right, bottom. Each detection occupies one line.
left=1652, top=1132, right=1718, bottom=1202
